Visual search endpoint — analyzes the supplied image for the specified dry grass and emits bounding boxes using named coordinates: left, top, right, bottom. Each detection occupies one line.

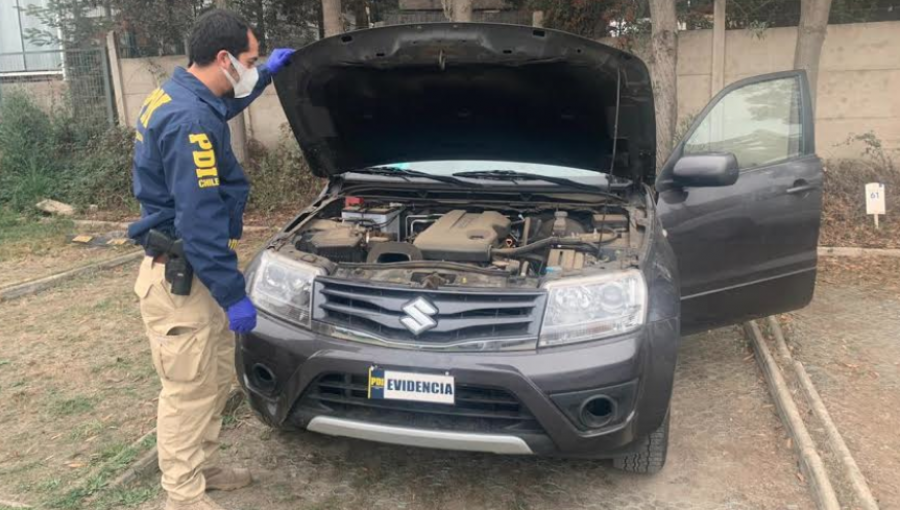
left=0, top=265, right=158, bottom=508
left=818, top=256, right=900, bottom=295
left=820, top=157, right=900, bottom=250
left=0, top=215, right=138, bottom=288
left=0, top=216, right=75, bottom=263
left=0, top=228, right=274, bottom=509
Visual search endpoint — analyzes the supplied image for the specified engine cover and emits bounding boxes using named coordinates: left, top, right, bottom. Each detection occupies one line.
left=296, top=223, right=365, bottom=263
left=413, top=210, right=510, bottom=262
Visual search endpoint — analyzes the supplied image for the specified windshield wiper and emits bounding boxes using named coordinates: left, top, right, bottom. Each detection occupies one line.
left=353, top=166, right=476, bottom=187
left=453, top=170, right=622, bottom=198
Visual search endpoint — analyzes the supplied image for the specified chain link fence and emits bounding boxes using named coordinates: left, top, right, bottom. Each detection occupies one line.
left=0, top=47, right=116, bottom=132
left=383, top=9, right=534, bottom=25
left=718, top=0, right=900, bottom=29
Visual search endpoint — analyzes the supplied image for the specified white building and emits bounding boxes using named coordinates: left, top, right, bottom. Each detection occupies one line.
left=0, top=0, right=67, bottom=75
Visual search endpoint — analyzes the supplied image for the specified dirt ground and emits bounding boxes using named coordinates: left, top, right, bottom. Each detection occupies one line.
left=0, top=229, right=274, bottom=509
left=7, top=220, right=894, bottom=510
left=0, top=220, right=138, bottom=288
left=0, top=243, right=139, bottom=289
left=0, top=263, right=159, bottom=509
left=0, top=217, right=284, bottom=290
left=128, top=326, right=812, bottom=510
left=782, top=257, right=900, bottom=509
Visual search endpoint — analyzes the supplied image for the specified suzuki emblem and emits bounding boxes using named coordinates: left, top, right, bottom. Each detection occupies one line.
left=400, top=297, right=438, bottom=335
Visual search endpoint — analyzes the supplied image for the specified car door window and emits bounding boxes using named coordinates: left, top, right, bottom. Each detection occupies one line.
left=684, top=76, right=803, bottom=170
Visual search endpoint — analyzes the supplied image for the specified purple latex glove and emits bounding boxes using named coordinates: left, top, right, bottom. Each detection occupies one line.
left=227, top=296, right=257, bottom=334
left=264, top=48, right=295, bottom=75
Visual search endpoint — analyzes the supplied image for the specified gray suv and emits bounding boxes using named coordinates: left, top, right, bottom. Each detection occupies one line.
left=238, top=23, right=822, bottom=474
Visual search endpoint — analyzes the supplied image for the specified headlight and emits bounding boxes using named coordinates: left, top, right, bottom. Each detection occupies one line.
left=249, top=251, right=323, bottom=326
left=539, top=270, right=647, bottom=347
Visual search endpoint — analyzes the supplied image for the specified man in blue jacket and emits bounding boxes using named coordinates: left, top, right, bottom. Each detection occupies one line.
left=128, top=9, right=294, bottom=510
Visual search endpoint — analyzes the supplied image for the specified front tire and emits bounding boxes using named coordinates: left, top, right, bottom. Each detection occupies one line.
left=612, top=411, right=670, bottom=474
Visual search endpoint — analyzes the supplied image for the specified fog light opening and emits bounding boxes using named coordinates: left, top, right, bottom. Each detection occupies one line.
left=580, top=395, right=615, bottom=429
left=252, top=363, right=277, bottom=391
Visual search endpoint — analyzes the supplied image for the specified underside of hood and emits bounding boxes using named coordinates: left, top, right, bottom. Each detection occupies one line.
left=274, top=23, right=656, bottom=184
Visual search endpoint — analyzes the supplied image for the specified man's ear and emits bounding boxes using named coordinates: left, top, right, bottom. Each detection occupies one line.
left=216, top=50, right=232, bottom=69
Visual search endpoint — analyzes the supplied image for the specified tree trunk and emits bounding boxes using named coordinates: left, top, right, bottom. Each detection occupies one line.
left=456, top=0, right=473, bottom=22
left=441, top=0, right=473, bottom=22
left=255, top=0, right=268, bottom=54
left=322, top=0, right=343, bottom=37
left=794, top=0, right=833, bottom=111
left=648, top=0, right=678, bottom=172
left=710, top=0, right=725, bottom=95
left=350, top=0, right=368, bottom=30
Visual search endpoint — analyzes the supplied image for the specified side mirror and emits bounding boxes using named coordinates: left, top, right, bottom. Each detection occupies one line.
left=672, top=153, right=739, bottom=187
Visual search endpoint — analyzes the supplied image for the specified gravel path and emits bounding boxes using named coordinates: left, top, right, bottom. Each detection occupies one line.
left=788, top=281, right=900, bottom=509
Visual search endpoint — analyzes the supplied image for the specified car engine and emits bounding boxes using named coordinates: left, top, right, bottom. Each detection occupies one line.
left=288, top=196, right=640, bottom=286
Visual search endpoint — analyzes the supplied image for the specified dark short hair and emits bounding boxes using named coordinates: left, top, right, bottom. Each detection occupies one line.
left=189, top=9, right=253, bottom=67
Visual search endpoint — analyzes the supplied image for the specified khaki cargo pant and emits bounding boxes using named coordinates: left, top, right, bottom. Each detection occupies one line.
left=134, top=257, right=234, bottom=502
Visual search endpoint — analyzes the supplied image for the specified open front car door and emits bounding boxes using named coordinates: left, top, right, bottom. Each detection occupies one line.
left=656, top=70, right=823, bottom=335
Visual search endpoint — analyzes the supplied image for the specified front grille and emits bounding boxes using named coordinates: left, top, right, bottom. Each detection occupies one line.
left=293, top=372, right=543, bottom=434
left=312, top=277, right=546, bottom=346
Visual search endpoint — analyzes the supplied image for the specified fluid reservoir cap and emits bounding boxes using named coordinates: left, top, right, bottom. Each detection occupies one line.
left=553, top=211, right=569, bottom=236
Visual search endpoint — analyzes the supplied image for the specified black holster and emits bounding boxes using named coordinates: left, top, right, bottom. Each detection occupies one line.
left=146, top=229, right=194, bottom=296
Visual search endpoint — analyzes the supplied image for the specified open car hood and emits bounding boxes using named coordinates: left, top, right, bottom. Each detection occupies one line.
left=274, top=23, right=656, bottom=184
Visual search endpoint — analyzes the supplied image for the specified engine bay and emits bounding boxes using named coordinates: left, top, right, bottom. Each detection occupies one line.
left=279, top=194, right=647, bottom=288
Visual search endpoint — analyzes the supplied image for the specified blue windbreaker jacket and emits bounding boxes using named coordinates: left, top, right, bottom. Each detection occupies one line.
left=128, top=66, right=272, bottom=309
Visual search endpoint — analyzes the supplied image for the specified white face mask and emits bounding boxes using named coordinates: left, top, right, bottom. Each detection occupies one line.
left=221, top=53, right=259, bottom=99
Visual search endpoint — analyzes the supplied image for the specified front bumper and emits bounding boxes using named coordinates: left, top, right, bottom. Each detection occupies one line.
left=237, top=314, right=679, bottom=458
left=307, top=416, right=535, bottom=454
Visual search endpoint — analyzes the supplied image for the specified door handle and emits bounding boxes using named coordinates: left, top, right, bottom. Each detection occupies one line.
left=786, top=180, right=817, bottom=195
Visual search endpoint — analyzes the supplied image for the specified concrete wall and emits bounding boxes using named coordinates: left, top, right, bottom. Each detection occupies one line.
left=399, top=0, right=509, bottom=9
left=114, top=20, right=900, bottom=160
left=384, top=9, right=532, bottom=25
left=117, top=55, right=289, bottom=148
left=671, top=21, right=900, bottom=160
left=0, top=76, right=67, bottom=113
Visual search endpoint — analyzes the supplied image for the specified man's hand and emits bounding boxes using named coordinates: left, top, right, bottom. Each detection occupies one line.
left=263, top=48, right=295, bottom=75
left=227, top=297, right=257, bottom=334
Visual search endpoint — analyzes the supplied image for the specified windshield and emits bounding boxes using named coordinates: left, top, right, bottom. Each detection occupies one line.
left=374, top=161, right=629, bottom=183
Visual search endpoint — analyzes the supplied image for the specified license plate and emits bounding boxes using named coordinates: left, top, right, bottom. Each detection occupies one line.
left=368, top=367, right=455, bottom=405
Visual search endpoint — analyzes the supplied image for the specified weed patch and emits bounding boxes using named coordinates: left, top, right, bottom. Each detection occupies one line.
left=91, top=483, right=158, bottom=510
left=36, top=477, right=63, bottom=493
left=2, top=92, right=320, bottom=219
left=0, top=211, right=74, bottom=262
left=69, top=420, right=107, bottom=441
left=51, top=395, right=96, bottom=417
left=244, top=134, right=324, bottom=216
left=821, top=132, right=900, bottom=249
left=0, top=91, right=63, bottom=211
left=46, top=442, right=142, bottom=509
left=0, top=91, right=110, bottom=214
left=66, top=127, right=139, bottom=214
